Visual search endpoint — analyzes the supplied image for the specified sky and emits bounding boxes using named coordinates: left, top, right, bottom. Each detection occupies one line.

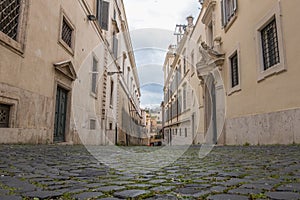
left=123, top=0, right=200, bottom=108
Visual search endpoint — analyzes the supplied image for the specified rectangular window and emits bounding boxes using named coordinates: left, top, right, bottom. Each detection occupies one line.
left=185, top=128, right=187, bottom=137
left=221, top=0, right=237, bottom=27
left=110, top=80, right=114, bottom=106
left=61, top=17, right=73, bottom=48
left=261, top=18, right=280, bottom=70
left=207, top=22, right=213, bottom=47
left=90, top=119, right=96, bottom=130
left=183, top=84, right=187, bottom=111
left=178, top=90, right=182, bottom=114
left=191, top=51, right=195, bottom=70
left=0, top=104, right=10, bottom=128
left=183, top=55, right=187, bottom=74
left=91, top=57, right=98, bottom=94
left=59, top=11, right=75, bottom=55
left=255, top=3, right=285, bottom=81
left=109, top=122, right=113, bottom=130
left=113, top=33, right=118, bottom=59
left=0, top=0, right=21, bottom=41
left=96, top=0, right=109, bottom=31
left=230, top=52, right=239, bottom=87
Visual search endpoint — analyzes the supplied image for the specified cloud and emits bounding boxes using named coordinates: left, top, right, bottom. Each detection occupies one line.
left=123, top=0, right=200, bottom=31
left=122, top=1, right=200, bottom=107
left=140, top=83, right=164, bottom=108
left=138, top=63, right=164, bottom=87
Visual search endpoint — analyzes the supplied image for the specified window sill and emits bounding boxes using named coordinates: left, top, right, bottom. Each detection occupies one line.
left=58, top=39, right=74, bottom=56
left=257, top=63, right=286, bottom=82
left=224, top=14, right=237, bottom=33
left=0, top=32, right=24, bottom=56
left=227, top=85, right=241, bottom=96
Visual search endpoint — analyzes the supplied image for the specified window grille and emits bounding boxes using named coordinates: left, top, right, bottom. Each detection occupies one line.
left=0, top=0, right=21, bottom=40
left=230, top=52, right=239, bottom=87
left=0, top=104, right=10, bottom=128
left=261, top=18, right=280, bottom=70
left=61, top=17, right=72, bottom=48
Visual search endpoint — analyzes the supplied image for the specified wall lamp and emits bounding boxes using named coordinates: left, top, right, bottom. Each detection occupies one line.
left=87, top=15, right=97, bottom=21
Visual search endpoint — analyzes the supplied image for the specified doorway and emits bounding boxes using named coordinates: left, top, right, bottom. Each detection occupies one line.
left=54, top=86, right=68, bottom=142
left=204, top=74, right=217, bottom=144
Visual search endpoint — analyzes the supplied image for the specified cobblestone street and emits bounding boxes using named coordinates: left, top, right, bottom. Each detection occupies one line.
left=0, top=145, right=300, bottom=200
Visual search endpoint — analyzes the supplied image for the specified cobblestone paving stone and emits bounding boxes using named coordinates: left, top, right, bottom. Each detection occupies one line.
left=0, top=145, right=299, bottom=199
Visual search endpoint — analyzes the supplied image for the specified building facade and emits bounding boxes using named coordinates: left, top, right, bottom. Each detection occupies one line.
left=163, top=0, right=300, bottom=145
left=0, top=0, right=142, bottom=145
left=162, top=18, right=203, bottom=146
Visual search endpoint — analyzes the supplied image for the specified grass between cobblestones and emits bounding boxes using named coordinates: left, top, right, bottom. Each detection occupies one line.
left=0, top=145, right=299, bottom=199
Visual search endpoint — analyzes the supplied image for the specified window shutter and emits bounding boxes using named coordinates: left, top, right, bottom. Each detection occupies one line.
left=113, top=36, right=118, bottom=59
left=96, top=0, right=102, bottom=23
left=101, top=1, right=109, bottom=31
left=221, top=0, right=226, bottom=27
left=233, top=0, right=237, bottom=12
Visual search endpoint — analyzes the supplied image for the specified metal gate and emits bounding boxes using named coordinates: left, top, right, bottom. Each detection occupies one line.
left=54, top=87, right=68, bottom=142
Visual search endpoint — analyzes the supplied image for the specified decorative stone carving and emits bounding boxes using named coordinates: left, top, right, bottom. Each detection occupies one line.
left=54, top=60, right=77, bottom=81
left=196, top=41, right=225, bottom=81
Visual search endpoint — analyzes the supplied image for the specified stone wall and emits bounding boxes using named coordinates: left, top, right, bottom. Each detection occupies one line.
left=225, top=108, right=300, bottom=145
left=0, top=83, right=53, bottom=144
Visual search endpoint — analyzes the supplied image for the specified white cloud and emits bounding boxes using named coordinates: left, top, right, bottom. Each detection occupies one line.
left=123, top=1, right=200, bottom=106
left=123, top=0, right=200, bottom=31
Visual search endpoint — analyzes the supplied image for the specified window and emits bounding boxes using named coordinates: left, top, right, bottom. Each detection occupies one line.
left=183, top=84, right=187, bottom=111
left=221, top=0, right=237, bottom=27
left=59, top=11, right=75, bottom=55
left=178, top=90, right=182, bottom=114
left=91, top=57, right=98, bottom=94
left=122, top=53, right=127, bottom=74
left=113, top=9, right=116, bottom=20
left=127, top=67, right=130, bottom=85
left=228, top=45, right=241, bottom=95
left=185, top=128, right=188, bottom=137
left=261, top=19, right=280, bottom=70
left=112, top=32, right=118, bottom=59
left=207, top=21, right=213, bottom=47
left=110, top=80, right=114, bottom=106
left=191, top=51, right=195, bottom=71
left=230, top=52, right=239, bottom=88
left=96, top=0, right=109, bottom=31
left=0, top=0, right=29, bottom=53
left=255, top=3, right=285, bottom=81
left=0, top=0, right=21, bottom=41
left=61, top=18, right=73, bottom=48
left=90, top=119, right=96, bottom=130
left=0, top=104, right=10, bottom=128
left=183, top=57, right=187, bottom=74
left=109, top=122, right=113, bottom=130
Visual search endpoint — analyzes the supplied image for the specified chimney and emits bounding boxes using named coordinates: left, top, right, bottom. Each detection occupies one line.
left=187, top=16, right=194, bottom=28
